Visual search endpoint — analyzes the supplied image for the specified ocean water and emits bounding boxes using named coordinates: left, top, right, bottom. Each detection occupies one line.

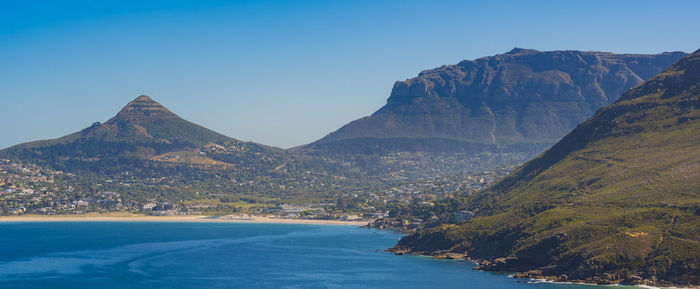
left=0, top=222, right=619, bottom=289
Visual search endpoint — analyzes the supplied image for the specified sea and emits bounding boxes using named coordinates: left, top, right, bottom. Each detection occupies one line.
left=0, top=222, right=635, bottom=289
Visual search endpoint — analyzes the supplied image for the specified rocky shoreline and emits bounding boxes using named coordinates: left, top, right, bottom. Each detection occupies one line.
left=364, top=218, right=417, bottom=233
left=387, top=246, right=700, bottom=288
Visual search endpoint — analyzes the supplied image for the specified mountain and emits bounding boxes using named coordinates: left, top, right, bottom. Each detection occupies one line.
left=83, top=95, right=234, bottom=147
left=391, top=49, right=700, bottom=286
left=304, top=49, right=687, bottom=154
left=0, top=95, right=248, bottom=167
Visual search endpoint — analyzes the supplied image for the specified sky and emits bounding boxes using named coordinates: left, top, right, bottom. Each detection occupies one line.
left=1, top=0, right=699, bottom=149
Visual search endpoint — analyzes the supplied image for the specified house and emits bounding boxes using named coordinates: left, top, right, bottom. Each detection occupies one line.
left=341, top=214, right=359, bottom=221
left=142, top=203, right=156, bottom=210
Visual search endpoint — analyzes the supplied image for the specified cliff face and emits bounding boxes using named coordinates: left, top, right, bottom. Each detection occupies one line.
left=392, top=49, right=700, bottom=287
left=306, top=49, right=687, bottom=153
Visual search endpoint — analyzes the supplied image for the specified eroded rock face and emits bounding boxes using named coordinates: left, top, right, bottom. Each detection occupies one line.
left=307, top=49, right=686, bottom=153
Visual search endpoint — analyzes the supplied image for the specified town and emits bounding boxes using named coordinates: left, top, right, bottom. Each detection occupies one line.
left=0, top=157, right=516, bottom=224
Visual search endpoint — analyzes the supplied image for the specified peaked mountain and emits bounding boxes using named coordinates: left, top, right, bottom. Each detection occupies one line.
left=0, top=95, right=241, bottom=164
left=392, top=49, right=700, bottom=286
left=304, top=48, right=686, bottom=154
left=86, top=95, right=233, bottom=146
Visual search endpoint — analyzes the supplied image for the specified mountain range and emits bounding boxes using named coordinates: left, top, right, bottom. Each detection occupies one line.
left=391, top=49, right=700, bottom=287
left=0, top=48, right=694, bottom=216
left=2, top=49, right=687, bottom=181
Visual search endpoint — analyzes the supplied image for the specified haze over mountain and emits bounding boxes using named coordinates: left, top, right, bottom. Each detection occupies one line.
left=393, top=49, right=700, bottom=286
left=304, top=49, right=686, bottom=154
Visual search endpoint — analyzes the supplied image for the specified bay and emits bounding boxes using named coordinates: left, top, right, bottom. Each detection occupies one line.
left=0, top=222, right=627, bottom=289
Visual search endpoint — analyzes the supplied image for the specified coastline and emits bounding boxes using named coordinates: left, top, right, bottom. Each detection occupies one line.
left=389, top=247, right=699, bottom=289
left=0, top=214, right=369, bottom=226
left=523, top=277, right=696, bottom=289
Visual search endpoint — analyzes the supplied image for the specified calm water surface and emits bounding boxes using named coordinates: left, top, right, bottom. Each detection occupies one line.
left=0, top=222, right=625, bottom=289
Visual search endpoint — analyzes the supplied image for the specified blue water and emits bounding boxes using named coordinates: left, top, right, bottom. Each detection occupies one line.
left=0, top=222, right=614, bottom=289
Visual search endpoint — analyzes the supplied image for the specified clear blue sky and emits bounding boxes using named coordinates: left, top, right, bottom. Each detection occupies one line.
left=1, top=0, right=698, bottom=149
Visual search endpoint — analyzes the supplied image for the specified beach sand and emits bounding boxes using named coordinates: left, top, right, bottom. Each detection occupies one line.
left=0, top=213, right=368, bottom=226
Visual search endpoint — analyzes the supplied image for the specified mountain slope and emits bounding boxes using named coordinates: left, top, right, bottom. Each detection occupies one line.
left=392, top=49, right=700, bottom=286
left=305, top=49, right=686, bottom=154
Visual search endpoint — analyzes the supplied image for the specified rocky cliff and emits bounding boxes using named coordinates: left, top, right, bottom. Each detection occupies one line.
left=305, top=49, right=687, bottom=154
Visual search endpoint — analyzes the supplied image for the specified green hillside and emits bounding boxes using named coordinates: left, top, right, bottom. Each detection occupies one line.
left=392, top=49, right=700, bottom=287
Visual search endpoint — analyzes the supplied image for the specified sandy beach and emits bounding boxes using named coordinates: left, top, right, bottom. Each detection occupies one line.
left=0, top=214, right=369, bottom=226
